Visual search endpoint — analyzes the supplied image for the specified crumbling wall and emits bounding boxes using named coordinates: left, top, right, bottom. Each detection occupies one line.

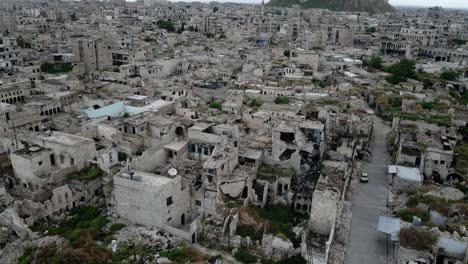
left=132, top=143, right=168, bottom=172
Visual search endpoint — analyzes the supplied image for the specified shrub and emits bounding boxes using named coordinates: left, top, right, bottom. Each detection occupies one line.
left=209, top=101, right=222, bottom=110
left=395, top=207, right=430, bottom=223
left=121, top=112, right=130, bottom=118
left=237, top=225, right=263, bottom=241
left=226, top=201, right=239, bottom=208
left=367, top=55, right=382, bottom=69
left=40, top=62, right=73, bottom=74
left=441, top=70, right=462, bottom=81
left=160, top=245, right=205, bottom=263
left=110, top=223, right=126, bottom=232
left=234, top=248, right=257, bottom=264
left=399, top=228, right=436, bottom=250
left=247, top=99, right=261, bottom=107
left=275, top=96, right=289, bottom=104
left=283, top=50, right=290, bottom=57
left=67, top=167, right=103, bottom=181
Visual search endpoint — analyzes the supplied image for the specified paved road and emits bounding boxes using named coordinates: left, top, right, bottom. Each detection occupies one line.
left=344, top=118, right=392, bottom=264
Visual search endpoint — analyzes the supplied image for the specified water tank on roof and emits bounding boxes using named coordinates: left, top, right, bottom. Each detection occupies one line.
left=168, top=168, right=177, bottom=177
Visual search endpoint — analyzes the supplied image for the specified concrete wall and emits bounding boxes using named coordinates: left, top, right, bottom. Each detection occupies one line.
left=114, top=173, right=193, bottom=240
left=309, top=189, right=339, bottom=235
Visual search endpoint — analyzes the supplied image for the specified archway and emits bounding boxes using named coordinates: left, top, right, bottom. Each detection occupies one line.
left=175, top=126, right=184, bottom=137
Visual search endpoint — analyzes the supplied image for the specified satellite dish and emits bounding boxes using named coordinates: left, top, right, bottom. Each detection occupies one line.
left=168, top=168, right=178, bottom=177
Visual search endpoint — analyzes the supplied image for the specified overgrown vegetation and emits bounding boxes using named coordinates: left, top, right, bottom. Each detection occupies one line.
left=406, top=193, right=452, bottom=216
left=399, top=228, right=436, bottom=251
left=454, top=143, right=468, bottom=174
left=451, top=38, right=468, bottom=45
left=395, top=207, right=430, bottom=223
left=255, top=204, right=304, bottom=247
left=109, top=223, right=126, bottom=232
left=365, top=27, right=377, bottom=34
left=16, top=36, right=30, bottom=48
left=22, top=207, right=141, bottom=264
left=18, top=247, right=36, bottom=264
left=66, top=166, right=103, bottom=181
left=440, top=70, right=462, bottom=81
left=385, top=59, right=416, bottom=84
left=237, top=224, right=264, bottom=241
left=41, top=62, right=73, bottom=74
left=416, top=101, right=449, bottom=110
left=209, top=101, right=222, bottom=110
left=275, top=96, right=289, bottom=104
left=159, top=244, right=206, bottom=264
left=143, top=36, right=154, bottom=42
left=233, top=248, right=257, bottom=264
left=247, top=98, right=261, bottom=107
left=157, top=20, right=175, bottom=32
left=363, top=55, right=382, bottom=69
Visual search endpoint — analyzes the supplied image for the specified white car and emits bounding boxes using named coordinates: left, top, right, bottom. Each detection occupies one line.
left=360, top=173, right=369, bottom=183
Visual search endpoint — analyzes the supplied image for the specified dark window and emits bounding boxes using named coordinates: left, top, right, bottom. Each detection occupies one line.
left=166, top=197, right=173, bottom=206
left=195, top=200, right=201, bottom=206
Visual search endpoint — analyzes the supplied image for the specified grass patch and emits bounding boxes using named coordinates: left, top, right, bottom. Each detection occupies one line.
left=67, top=166, right=103, bottom=181
left=399, top=228, right=436, bottom=251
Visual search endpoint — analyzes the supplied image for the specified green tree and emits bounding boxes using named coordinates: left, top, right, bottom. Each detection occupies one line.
left=386, top=59, right=416, bottom=84
left=157, top=20, right=175, bottom=32
left=367, top=55, right=382, bottom=69
left=213, top=6, right=219, bottom=13
left=275, top=96, right=289, bottom=104
left=283, top=50, right=290, bottom=57
left=366, top=27, right=377, bottom=33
